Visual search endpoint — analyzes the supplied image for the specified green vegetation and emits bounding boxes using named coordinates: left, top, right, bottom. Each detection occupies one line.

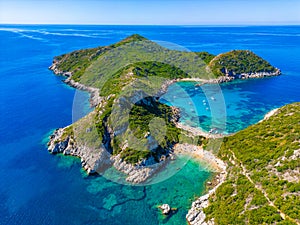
left=61, top=125, right=74, bottom=140
left=120, top=147, right=151, bottom=164
left=54, top=125, right=74, bottom=144
left=196, top=52, right=215, bottom=64
left=100, top=61, right=189, bottom=98
left=54, top=46, right=107, bottom=81
left=204, top=103, right=300, bottom=224
left=129, top=97, right=180, bottom=143
left=94, top=101, right=113, bottom=141
left=52, top=34, right=221, bottom=88
left=132, top=61, right=189, bottom=79
left=209, top=50, right=278, bottom=77
left=51, top=35, right=282, bottom=166
left=53, top=34, right=148, bottom=82
left=52, top=36, right=279, bottom=86
left=110, top=34, right=147, bottom=48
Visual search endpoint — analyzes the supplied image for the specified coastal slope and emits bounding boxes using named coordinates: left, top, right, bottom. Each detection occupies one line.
left=188, top=103, right=300, bottom=225
left=209, top=50, right=280, bottom=77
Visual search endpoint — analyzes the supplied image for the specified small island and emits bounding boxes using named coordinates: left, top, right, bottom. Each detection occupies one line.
left=47, top=35, right=299, bottom=224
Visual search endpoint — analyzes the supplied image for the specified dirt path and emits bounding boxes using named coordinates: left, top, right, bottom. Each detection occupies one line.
left=228, top=149, right=299, bottom=225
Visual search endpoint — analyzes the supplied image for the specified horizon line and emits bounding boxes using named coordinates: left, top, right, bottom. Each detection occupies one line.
left=1, top=23, right=300, bottom=27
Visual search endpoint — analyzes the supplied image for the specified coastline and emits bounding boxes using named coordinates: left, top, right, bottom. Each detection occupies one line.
left=184, top=106, right=283, bottom=225
left=49, top=58, right=281, bottom=111
left=49, top=61, right=102, bottom=107
left=47, top=60, right=277, bottom=180
left=172, top=143, right=227, bottom=225
left=199, top=69, right=281, bottom=84
left=180, top=69, right=281, bottom=85
left=259, top=108, right=279, bottom=122
left=48, top=60, right=282, bottom=224
left=173, top=143, right=226, bottom=173
left=175, top=122, right=226, bottom=139
left=181, top=147, right=227, bottom=225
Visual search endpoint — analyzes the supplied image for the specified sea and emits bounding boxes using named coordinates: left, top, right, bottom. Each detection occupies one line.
left=0, top=25, right=299, bottom=225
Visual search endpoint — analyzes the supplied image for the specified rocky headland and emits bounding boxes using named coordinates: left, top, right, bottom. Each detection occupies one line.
left=193, top=68, right=281, bottom=85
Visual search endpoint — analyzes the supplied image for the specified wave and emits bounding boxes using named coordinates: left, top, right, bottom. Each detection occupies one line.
left=0, top=28, right=45, bottom=41
left=0, top=27, right=101, bottom=39
left=248, top=32, right=300, bottom=37
left=35, top=30, right=98, bottom=38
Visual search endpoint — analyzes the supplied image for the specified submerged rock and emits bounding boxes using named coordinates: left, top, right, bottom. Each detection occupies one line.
left=159, top=204, right=171, bottom=215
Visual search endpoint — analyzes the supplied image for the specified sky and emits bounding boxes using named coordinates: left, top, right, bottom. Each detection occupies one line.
left=0, top=0, right=300, bottom=25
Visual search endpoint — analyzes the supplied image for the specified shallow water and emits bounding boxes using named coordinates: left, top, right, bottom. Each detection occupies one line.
left=161, top=72, right=300, bottom=133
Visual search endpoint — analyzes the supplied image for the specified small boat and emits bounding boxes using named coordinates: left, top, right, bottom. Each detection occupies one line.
left=209, top=128, right=217, bottom=133
left=206, top=107, right=209, bottom=110
left=211, top=96, right=216, bottom=101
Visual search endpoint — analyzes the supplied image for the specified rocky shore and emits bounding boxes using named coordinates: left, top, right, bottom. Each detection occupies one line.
left=186, top=172, right=227, bottom=225
left=185, top=151, right=227, bottom=225
left=195, top=69, right=281, bottom=85
left=47, top=125, right=170, bottom=183
left=259, top=108, right=279, bottom=122
left=47, top=126, right=112, bottom=174
left=172, top=143, right=227, bottom=225
left=64, top=78, right=102, bottom=107
left=49, top=61, right=102, bottom=107
left=176, top=123, right=226, bottom=139
left=111, top=155, right=169, bottom=183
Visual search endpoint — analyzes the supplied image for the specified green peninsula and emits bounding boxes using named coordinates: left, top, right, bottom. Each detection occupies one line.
left=46, top=34, right=300, bottom=224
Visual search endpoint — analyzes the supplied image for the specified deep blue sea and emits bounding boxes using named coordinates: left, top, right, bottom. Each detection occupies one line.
left=0, top=25, right=299, bottom=225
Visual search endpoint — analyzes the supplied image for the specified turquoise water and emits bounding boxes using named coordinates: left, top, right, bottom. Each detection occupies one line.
left=161, top=73, right=300, bottom=133
left=0, top=25, right=300, bottom=224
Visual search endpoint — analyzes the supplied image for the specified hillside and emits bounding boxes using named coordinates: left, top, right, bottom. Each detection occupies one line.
left=208, top=50, right=280, bottom=78
left=50, top=34, right=148, bottom=82
left=203, top=103, right=300, bottom=224
left=50, top=35, right=280, bottom=88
